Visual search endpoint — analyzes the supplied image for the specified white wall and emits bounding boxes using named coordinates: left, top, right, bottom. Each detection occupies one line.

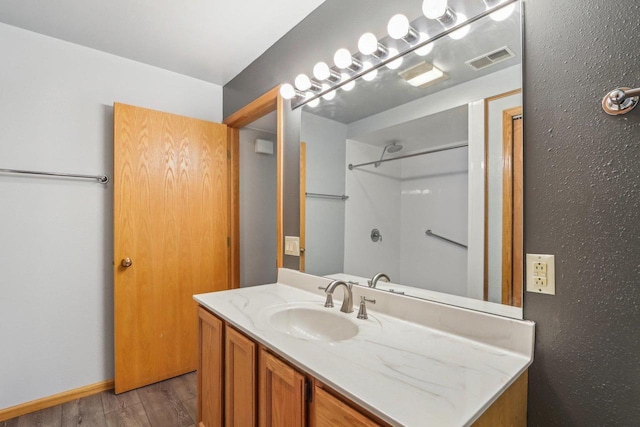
left=239, top=128, right=277, bottom=287
left=344, top=140, right=401, bottom=280
left=300, top=112, right=347, bottom=276
left=0, top=23, right=222, bottom=409
left=399, top=146, right=468, bottom=295
left=467, top=100, right=486, bottom=299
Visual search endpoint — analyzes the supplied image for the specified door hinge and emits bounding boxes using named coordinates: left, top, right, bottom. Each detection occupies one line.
left=227, top=236, right=230, bottom=247
left=304, top=380, right=312, bottom=403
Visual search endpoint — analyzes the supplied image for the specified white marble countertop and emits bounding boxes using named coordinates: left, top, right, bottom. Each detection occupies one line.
left=194, top=269, right=534, bottom=427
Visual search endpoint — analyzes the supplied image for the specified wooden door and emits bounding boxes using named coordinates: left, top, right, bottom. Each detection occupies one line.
left=114, top=103, right=229, bottom=393
left=501, top=107, right=523, bottom=307
left=198, top=307, right=224, bottom=427
left=259, top=349, right=305, bottom=427
left=225, top=325, right=256, bottom=426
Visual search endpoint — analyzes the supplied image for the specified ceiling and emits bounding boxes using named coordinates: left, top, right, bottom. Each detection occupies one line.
left=0, top=0, right=325, bottom=86
left=350, top=105, right=468, bottom=151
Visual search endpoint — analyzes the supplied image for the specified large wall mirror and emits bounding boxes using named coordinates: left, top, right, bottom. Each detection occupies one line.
left=293, top=0, right=523, bottom=318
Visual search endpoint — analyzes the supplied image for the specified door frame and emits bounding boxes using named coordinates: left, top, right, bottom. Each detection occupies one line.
left=223, top=86, right=285, bottom=286
left=501, top=107, right=523, bottom=306
left=483, top=89, right=522, bottom=301
left=299, top=142, right=307, bottom=272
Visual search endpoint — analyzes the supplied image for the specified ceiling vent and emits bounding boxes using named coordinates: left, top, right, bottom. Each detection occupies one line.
left=466, top=46, right=515, bottom=71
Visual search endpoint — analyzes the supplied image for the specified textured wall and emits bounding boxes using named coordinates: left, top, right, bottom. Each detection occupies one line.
left=523, top=0, right=640, bottom=425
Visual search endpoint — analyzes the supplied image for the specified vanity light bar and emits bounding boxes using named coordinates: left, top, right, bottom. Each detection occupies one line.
left=281, top=0, right=519, bottom=108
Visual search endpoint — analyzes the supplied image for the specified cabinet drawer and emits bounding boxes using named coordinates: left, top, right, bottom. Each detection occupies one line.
left=312, top=386, right=381, bottom=427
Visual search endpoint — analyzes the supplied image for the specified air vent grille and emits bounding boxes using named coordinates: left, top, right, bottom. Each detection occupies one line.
left=466, top=46, right=515, bottom=71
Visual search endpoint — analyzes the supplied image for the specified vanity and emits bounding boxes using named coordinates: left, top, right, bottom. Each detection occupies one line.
left=194, top=269, right=534, bottom=426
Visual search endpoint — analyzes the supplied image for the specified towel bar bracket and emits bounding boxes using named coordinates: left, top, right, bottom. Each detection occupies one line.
left=602, top=87, right=640, bottom=116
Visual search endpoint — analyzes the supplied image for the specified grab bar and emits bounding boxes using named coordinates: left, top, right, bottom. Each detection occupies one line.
left=425, top=229, right=467, bottom=249
left=306, top=192, right=349, bottom=200
left=0, top=168, right=109, bottom=184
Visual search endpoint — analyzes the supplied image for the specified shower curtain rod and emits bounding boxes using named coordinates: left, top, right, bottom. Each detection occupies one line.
left=0, top=168, right=109, bottom=184
left=348, top=142, right=468, bottom=170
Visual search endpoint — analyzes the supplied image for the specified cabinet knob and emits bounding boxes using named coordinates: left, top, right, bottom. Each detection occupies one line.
left=121, top=258, right=132, bottom=268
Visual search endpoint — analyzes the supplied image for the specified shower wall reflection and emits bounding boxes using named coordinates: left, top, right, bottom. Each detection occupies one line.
left=302, top=103, right=470, bottom=296
left=345, top=138, right=469, bottom=295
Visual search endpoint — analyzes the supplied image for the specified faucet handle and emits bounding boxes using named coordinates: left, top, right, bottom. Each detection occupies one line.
left=357, top=296, right=376, bottom=320
left=323, top=293, right=334, bottom=308
left=318, top=286, right=334, bottom=307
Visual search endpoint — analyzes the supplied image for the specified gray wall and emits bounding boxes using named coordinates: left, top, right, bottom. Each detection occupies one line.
left=239, top=128, right=277, bottom=286
left=223, top=0, right=640, bottom=424
left=523, top=1, right=640, bottom=425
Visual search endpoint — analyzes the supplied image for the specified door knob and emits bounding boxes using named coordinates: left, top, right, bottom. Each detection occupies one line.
left=121, top=258, right=132, bottom=268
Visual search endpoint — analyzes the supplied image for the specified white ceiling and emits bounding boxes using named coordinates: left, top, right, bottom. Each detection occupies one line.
left=0, top=0, right=325, bottom=86
left=350, top=105, right=469, bottom=152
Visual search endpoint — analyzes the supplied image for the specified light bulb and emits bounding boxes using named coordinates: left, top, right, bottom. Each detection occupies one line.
left=386, top=48, right=403, bottom=70
left=387, top=14, right=410, bottom=39
left=334, top=48, right=353, bottom=69
left=341, top=73, right=355, bottom=91
left=308, top=98, right=320, bottom=108
left=449, top=13, right=470, bottom=40
left=358, top=33, right=378, bottom=55
left=414, top=32, right=434, bottom=56
left=362, top=61, right=377, bottom=81
left=279, top=83, right=296, bottom=100
left=321, top=84, right=336, bottom=100
left=489, top=0, right=515, bottom=21
left=423, top=0, right=448, bottom=19
left=313, top=62, right=331, bottom=80
left=294, top=74, right=311, bottom=91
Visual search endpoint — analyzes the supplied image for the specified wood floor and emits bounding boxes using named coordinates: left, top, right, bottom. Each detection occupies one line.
left=1, top=372, right=197, bottom=427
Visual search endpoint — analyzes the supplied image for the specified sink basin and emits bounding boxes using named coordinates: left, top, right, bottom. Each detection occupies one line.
left=268, top=306, right=359, bottom=342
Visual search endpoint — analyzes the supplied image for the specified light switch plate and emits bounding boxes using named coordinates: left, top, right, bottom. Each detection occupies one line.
left=526, top=254, right=555, bottom=295
left=284, top=236, right=300, bottom=256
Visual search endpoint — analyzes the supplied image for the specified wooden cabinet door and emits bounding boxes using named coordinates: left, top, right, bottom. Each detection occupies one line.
left=259, top=349, right=306, bottom=427
left=225, top=325, right=257, bottom=426
left=198, top=307, right=223, bottom=427
left=312, top=386, right=380, bottom=427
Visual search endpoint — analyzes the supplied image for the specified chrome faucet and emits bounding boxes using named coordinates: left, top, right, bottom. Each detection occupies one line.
left=368, top=272, right=390, bottom=288
left=323, top=280, right=354, bottom=313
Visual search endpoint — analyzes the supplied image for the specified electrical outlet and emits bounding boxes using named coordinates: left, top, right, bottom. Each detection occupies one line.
left=533, top=262, right=547, bottom=277
left=534, top=277, right=547, bottom=287
left=526, top=254, right=555, bottom=295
